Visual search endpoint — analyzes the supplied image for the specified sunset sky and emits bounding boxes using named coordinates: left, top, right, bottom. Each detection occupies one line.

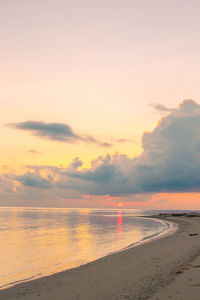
left=1, top=0, right=200, bottom=209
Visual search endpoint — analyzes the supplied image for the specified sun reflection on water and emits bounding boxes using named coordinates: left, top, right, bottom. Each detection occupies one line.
left=117, top=211, right=122, bottom=238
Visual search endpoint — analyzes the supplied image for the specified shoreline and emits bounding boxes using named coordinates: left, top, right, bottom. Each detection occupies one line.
left=0, top=216, right=177, bottom=291
left=121, top=217, right=178, bottom=252
left=1, top=214, right=200, bottom=299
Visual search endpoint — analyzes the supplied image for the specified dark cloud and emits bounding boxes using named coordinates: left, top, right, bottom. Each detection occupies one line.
left=10, top=121, right=112, bottom=147
left=15, top=173, right=52, bottom=189
left=5, top=100, right=200, bottom=201
left=12, top=121, right=77, bottom=141
left=68, top=157, right=83, bottom=169
left=68, top=164, right=117, bottom=182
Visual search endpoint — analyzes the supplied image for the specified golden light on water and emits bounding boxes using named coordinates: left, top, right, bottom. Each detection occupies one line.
left=0, top=207, right=167, bottom=289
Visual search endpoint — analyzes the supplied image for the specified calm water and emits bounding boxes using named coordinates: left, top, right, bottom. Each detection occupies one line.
left=0, top=207, right=176, bottom=289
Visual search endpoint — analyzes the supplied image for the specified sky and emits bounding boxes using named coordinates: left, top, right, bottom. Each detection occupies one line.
left=1, top=0, right=200, bottom=209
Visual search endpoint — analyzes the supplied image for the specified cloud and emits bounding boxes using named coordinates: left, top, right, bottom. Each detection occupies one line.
left=15, top=173, right=52, bottom=189
left=151, top=103, right=174, bottom=112
left=68, top=163, right=117, bottom=182
left=114, top=138, right=134, bottom=143
left=4, top=99, right=200, bottom=203
left=68, top=157, right=83, bottom=169
left=27, top=149, right=41, bottom=154
left=10, top=121, right=112, bottom=147
left=156, top=198, right=167, bottom=204
left=56, top=99, right=200, bottom=196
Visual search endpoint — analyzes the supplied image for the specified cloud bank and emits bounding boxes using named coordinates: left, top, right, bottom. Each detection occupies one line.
left=52, top=99, right=200, bottom=197
left=3, top=100, right=200, bottom=203
left=10, top=121, right=112, bottom=147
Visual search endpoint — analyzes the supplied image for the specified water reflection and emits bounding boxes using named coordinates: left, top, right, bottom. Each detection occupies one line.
left=117, top=211, right=122, bottom=238
left=0, top=207, right=169, bottom=289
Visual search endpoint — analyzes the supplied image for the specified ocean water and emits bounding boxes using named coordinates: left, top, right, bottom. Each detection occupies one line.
left=0, top=207, right=177, bottom=289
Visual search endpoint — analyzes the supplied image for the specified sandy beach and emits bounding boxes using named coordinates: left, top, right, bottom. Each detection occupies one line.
left=1, top=214, right=200, bottom=300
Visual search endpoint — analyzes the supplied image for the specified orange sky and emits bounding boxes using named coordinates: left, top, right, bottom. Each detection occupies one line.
left=1, top=1, right=200, bottom=209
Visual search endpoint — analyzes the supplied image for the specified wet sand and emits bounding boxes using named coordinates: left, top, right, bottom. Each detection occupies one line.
left=1, top=214, right=200, bottom=300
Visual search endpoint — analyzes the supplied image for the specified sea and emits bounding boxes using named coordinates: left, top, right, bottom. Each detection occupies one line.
left=0, top=207, right=182, bottom=289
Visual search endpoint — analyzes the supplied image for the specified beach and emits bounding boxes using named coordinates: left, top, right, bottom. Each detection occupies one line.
left=1, top=214, right=200, bottom=300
